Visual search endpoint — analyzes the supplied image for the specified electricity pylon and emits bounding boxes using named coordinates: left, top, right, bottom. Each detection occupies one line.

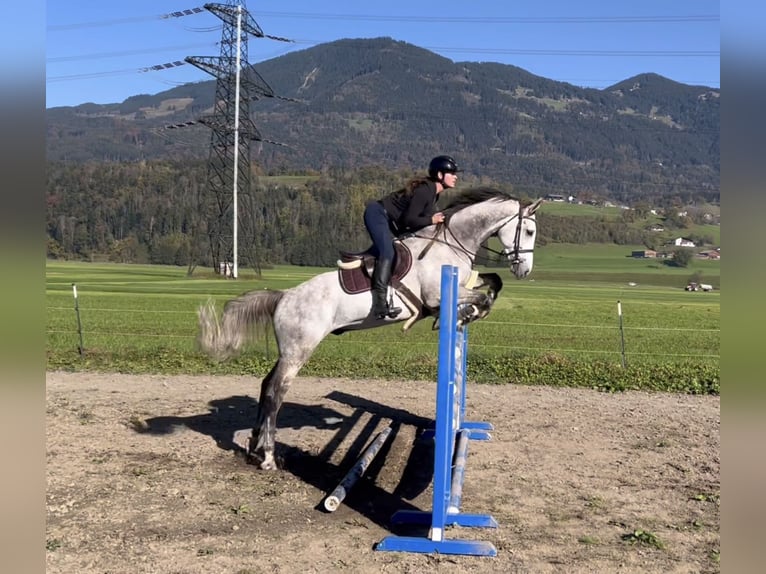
left=186, top=1, right=290, bottom=278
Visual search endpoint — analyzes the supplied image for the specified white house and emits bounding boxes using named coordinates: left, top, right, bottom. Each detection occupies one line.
left=671, top=237, right=696, bottom=247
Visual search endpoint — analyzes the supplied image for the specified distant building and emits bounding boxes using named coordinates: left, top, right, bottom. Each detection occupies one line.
left=545, top=194, right=565, bottom=202
left=632, top=249, right=657, bottom=258
left=670, top=237, right=696, bottom=247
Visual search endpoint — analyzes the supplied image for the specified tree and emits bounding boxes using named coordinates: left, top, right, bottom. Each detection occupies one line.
left=632, top=200, right=652, bottom=218
left=671, top=247, right=694, bottom=267
left=150, top=233, right=190, bottom=265
left=47, top=238, right=66, bottom=259
left=109, top=235, right=148, bottom=264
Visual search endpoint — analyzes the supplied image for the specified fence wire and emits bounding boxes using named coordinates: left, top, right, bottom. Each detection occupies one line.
left=46, top=305, right=720, bottom=361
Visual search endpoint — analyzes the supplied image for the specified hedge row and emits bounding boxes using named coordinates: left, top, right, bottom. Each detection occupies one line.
left=48, top=347, right=719, bottom=396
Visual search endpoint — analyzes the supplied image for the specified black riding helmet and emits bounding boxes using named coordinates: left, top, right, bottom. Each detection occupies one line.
left=428, top=155, right=462, bottom=180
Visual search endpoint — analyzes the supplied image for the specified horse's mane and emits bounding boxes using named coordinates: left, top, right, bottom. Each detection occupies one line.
left=442, top=187, right=520, bottom=216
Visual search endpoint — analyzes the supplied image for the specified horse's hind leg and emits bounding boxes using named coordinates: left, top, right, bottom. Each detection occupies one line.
left=249, top=357, right=306, bottom=470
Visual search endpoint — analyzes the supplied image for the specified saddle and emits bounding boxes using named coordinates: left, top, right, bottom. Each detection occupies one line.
left=337, top=242, right=412, bottom=294
left=335, top=242, right=442, bottom=332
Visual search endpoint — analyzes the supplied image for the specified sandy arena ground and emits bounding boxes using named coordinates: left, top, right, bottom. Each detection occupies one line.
left=46, top=372, right=719, bottom=573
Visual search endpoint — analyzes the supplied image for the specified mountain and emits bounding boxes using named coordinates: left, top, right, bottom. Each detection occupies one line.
left=46, top=37, right=720, bottom=204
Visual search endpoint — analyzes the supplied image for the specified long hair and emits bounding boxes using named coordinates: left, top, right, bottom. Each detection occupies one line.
left=394, top=176, right=432, bottom=198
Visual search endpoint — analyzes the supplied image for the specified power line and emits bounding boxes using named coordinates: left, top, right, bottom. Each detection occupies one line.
left=47, top=7, right=205, bottom=31
left=47, top=68, right=145, bottom=82
left=282, top=38, right=718, bottom=58
left=255, top=12, right=718, bottom=24
left=47, top=61, right=189, bottom=82
left=46, top=42, right=719, bottom=83
left=421, top=46, right=719, bottom=58
left=48, top=11, right=719, bottom=30
left=46, top=7, right=719, bottom=91
left=555, top=77, right=718, bottom=87
left=47, top=42, right=220, bottom=63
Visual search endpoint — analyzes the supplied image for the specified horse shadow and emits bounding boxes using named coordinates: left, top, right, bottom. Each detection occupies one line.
left=136, top=392, right=436, bottom=534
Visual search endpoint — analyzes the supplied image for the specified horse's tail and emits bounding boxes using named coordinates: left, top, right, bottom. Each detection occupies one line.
left=197, top=290, right=284, bottom=360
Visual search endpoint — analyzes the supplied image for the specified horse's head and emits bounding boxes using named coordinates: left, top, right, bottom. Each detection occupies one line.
left=439, top=188, right=542, bottom=279
left=497, top=198, right=543, bottom=279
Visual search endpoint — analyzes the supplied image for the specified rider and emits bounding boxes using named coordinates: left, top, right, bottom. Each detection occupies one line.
left=363, top=155, right=462, bottom=319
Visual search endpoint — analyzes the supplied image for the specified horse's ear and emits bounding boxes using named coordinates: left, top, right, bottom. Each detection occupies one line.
left=527, top=198, right=544, bottom=215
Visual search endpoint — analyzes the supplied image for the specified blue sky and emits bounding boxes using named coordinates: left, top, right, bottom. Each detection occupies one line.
left=46, top=1, right=720, bottom=108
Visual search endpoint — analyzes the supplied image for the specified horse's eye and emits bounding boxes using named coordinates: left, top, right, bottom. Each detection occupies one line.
left=526, top=229, right=535, bottom=236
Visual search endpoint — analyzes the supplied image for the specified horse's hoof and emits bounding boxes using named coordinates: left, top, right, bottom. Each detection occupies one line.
left=259, top=453, right=277, bottom=470
left=457, top=303, right=479, bottom=325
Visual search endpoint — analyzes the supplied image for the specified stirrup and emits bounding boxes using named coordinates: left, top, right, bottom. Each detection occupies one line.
left=385, top=304, right=402, bottom=318
left=375, top=305, right=402, bottom=319
left=375, top=300, right=402, bottom=319
left=385, top=293, right=402, bottom=318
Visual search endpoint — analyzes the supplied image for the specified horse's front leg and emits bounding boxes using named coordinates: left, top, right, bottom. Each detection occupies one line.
left=466, top=272, right=504, bottom=321
left=476, top=272, right=503, bottom=303
left=428, top=284, right=495, bottom=329
left=455, top=286, right=493, bottom=326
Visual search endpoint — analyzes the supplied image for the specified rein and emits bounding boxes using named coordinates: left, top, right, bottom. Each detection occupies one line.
left=414, top=218, right=474, bottom=263
left=416, top=222, right=444, bottom=260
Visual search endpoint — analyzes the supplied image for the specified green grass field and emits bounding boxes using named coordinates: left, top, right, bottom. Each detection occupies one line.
left=538, top=202, right=721, bottom=246
left=532, top=243, right=720, bottom=287
left=46, top=246, right=719, bottom=394
left=538, top=202, right=623, bottom=218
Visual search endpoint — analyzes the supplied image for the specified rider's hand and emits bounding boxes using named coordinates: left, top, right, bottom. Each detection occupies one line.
left=432, top=212, right=445, bottom=224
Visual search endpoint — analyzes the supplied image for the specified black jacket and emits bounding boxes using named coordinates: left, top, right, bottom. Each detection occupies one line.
left=379, top=180, right=438, bottom=233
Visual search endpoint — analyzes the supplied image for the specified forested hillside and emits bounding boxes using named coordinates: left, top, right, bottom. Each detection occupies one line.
left=46, top=160, right=717, bottom=267
left=47, top=161, right=392, bottom=267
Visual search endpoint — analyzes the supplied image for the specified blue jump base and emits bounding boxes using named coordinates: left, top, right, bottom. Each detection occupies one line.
left=375, top=265, right=498, bottom=557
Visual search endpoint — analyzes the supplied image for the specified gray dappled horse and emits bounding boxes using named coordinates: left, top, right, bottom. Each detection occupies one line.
left=198, top=187, right=542, bottom=469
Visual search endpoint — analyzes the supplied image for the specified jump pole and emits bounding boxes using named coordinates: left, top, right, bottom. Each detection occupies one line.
left=324, top=425, right=393, bottom=512
left=375, top=265, right=498, bottom=556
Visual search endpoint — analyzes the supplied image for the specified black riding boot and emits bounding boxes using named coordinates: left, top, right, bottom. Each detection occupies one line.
left=371, top=258, right=402, bottom=319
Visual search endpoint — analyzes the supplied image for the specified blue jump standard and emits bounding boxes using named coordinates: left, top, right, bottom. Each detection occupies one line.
left=375, top=265, right=498, bottom=557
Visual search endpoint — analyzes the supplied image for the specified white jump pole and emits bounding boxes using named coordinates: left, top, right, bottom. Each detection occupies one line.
left=324, top=425, right=393, bottom=512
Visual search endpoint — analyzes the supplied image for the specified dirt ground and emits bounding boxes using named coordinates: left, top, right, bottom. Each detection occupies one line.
left=46, top=371, right=720, bottom=574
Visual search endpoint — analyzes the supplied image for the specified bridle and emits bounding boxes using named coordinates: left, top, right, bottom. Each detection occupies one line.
left=416, top=203, right=536, bottom=266
left=504, top=208, right=537, bottom=266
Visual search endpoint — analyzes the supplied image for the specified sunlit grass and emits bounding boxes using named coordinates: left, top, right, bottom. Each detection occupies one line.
left=46, top=255, right=719, bottom=373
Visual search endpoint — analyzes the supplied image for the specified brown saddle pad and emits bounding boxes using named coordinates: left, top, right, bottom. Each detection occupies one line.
left=337, top=242, right=413, bottom=295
